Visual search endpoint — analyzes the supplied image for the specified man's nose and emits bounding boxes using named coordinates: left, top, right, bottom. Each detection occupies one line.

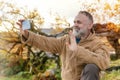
left=74, top=22, right=78, bottom=26
left=73, top=26, right=79, bottom=29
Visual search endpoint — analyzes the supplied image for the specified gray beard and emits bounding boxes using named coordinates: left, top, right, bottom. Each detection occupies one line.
left=73, top=29, right=86, bottom=38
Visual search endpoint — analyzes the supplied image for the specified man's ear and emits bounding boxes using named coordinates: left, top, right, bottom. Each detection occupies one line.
left=88, top=23, right=93, bottom=29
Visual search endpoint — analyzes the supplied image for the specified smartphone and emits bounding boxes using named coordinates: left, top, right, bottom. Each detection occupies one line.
left=22, top=20, right=31, bottom=30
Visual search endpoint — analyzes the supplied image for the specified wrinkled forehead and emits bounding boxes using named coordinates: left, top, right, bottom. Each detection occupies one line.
left=74, top=13, right=90, bottom=23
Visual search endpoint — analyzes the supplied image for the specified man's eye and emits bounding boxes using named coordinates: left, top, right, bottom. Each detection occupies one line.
left=77, top=21, right=81, bottom=24
left=74, top=21, right=81, bottom=24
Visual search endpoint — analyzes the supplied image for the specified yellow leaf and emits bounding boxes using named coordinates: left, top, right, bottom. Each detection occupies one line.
left=104, top=3, right=111, bottom=10
left=114, top=4, right=120, bottom=10
left=44, top=71, right=50, bottom=77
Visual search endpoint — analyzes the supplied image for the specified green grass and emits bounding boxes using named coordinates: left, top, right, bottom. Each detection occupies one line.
left=1, top=71, right=120, bottom=80
left=101, top=70, right=120, bottom=80
left=0, top=76, right=32, bottom=80
left=1, top=59, right=120, bottom=80
left=101, top=59, right=120, bottom=80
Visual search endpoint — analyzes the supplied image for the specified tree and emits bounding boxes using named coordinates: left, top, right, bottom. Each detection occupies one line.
left=93, top=23, right=120, bottom=59
left=0, top=1, right=70, bottom=79
left=78, top=0, right=120, bottom=59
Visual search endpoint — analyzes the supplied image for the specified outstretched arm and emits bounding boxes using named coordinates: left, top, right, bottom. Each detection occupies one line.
left=21, top=31, right=65, bottom=54
left=17, top=20, right=65, bottom=54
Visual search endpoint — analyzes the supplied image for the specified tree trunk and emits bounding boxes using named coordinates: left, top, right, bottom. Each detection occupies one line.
left=114, top=40, right=120, bottom=58
left=107, top=37, right=120, bottom=59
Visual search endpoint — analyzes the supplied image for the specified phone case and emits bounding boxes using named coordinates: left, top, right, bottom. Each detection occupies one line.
left=22, top=20, right=31, bottom=30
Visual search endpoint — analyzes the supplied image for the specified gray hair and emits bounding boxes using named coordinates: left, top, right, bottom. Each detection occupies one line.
left=79, top=11, right=93, bottom=23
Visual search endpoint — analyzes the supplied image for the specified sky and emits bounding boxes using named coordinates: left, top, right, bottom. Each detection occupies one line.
left=0, top=0, right=119, bottom=30
left=13, top=0, right=80, bottom=18
left=3, top=0, right=80, bottom=19
left=0, top=0, right=81, bottom=29
left=6, top=0, right=116, bottom=18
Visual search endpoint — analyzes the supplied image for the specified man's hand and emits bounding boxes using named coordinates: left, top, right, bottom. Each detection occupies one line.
left=16, top=20, right=29, bottom=38
left=66, top=30, right=77, bottom=51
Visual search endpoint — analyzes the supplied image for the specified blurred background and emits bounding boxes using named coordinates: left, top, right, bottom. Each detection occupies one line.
left=0, top=0, right=120, bottom=80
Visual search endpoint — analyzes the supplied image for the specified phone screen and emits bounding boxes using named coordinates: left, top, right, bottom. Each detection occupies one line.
left=22, top=20, right=31, bottom=30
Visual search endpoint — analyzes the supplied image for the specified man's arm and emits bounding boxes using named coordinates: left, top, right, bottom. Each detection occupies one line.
left=17, top=20, right=65, bottom=54
left=66, top=30, right=110, bottom=70
left=75, top=44, right=110, bottom=70
left=21, top=31, right=65, bottom=54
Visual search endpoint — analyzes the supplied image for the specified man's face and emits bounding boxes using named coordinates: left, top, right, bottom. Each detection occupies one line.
left=73, top=13, right=92, bottom=38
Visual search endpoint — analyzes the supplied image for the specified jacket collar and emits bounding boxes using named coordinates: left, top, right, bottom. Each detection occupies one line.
left=79, top=28, right=96, bottom=43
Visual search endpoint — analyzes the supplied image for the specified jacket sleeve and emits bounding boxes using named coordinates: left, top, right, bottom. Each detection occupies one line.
left=75, top=43, right=110, bottom=70
left=21, top=31, right=65, bottom=54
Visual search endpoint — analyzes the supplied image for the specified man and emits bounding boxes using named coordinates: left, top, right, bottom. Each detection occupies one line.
left=17, top=11, right=110, bottom=80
